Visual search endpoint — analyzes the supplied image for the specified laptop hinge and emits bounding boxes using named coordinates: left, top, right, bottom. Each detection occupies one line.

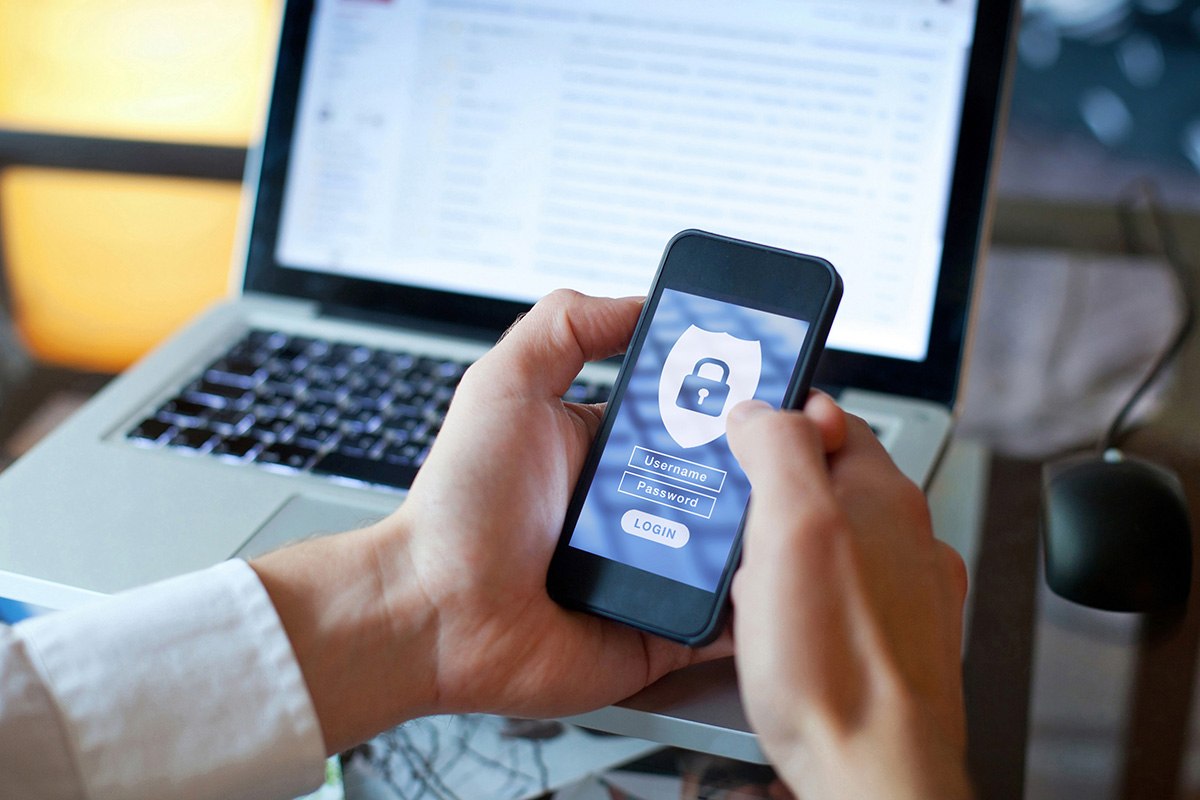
left=316, top=301, right=502, bottom=345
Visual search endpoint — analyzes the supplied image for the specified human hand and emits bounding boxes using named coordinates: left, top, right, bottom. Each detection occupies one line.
left=256, top=290, right=737, bottom=753
left=726, top=399, right=971, bottom=800
left=386, top=289, right=731, bottom=719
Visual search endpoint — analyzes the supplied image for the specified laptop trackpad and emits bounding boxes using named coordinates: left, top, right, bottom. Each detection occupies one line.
left=234, top=495, right=388, bottom=559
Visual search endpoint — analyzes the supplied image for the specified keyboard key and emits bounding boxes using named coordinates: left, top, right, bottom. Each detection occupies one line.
left=206, top=408, right=251, bottom=435
left=187, top=380, right=251, bottom=407
left=255, top=419, right=297, bottom=442
left=244, top=329, right=287, bottom=352
left=337, top=433, right=382, bottom=458
left=350, top=384, right=388, bottom=404
left=204, top=366, right=262, bottom=390
left=302, top=364, right=338, bottom=385
left=261, top=378, right=306, bottom=399
left=312, top=452, right=418, bottom=489
left=169, top=427, right=217, bottom=450
left=209, top=354, right=261, bottom=377
left=381, top=427, right=411, bottom=446
left=213, top=435, right=258, bottom=459
left=278, top=337, right=315, bottom=362
left=434, top=360, right=466, bottom=381
left=304, top=386, right=345, bottom=405
left=380, top=402, right=421, bottom=422
left=330, top=343, right=371, bottom=365
left=256, top=442, right=317, bottom=470
left=129, top=418, right=172, bottom=444
left=382, top=441, right=420, bottom=464
left=409, top=422, right=435, bottom=445
left=159, top=398, right=210, bottom=423
left=369, top=351, right=410, bottom=373
left=294, top=424, right=340, bottom=449
left=296, top=400, right=338, bottom=424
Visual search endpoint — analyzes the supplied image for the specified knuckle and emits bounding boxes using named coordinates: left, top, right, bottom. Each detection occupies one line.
left=894, top=477, right=933, bottom=530
left=457, top=361, right=483, bottom=392
left=938, top=541, right=969, bottom=599
left=538, top=288, right=582, bottom=314
left=845, top=411, right=872, bottom=431
left=730, top=569, right=751, bottom=606
left=457, top=357, right=496, bottom=393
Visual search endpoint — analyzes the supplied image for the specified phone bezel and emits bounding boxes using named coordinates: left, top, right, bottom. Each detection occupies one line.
left=547, top=229, right=842, bottom=644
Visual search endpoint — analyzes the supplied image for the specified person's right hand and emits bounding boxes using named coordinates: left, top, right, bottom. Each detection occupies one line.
left=726, top=398, right=972, bottom=800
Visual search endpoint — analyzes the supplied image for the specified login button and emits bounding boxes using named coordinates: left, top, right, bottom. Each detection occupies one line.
left=621, top=509, right=690, bottom=549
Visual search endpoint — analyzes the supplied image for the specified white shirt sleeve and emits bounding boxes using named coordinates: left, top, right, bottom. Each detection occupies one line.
left=1, top=559, right=326, bottom=800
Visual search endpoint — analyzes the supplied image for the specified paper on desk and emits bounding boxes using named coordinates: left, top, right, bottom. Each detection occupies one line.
left=0, top=569, right=104, bottom=622
left=341, top=714, right=661, bottom=800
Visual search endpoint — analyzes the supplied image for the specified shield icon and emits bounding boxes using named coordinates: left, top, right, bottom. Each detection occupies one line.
left=658, top=325, right=762, bottom=449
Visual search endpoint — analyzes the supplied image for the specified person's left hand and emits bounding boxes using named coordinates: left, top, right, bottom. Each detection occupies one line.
left=386, top=290, right=730, bottom=718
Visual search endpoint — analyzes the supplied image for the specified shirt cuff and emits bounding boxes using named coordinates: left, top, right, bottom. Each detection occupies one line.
left=18, top=559, right=326, bottom=800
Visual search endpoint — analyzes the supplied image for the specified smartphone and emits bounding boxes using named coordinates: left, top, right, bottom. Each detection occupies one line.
left=547, top=230, right=842, bottom=645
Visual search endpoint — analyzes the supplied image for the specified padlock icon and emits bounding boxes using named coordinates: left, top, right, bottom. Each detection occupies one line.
left=675, top=358, right=731, bottom=417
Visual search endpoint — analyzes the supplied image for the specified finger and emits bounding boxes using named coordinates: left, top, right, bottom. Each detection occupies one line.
left=562, top=400, right=607, bottom=435
left=697, top=624, right=735, bottom=661
left=726, top=402, right=847, bottom=586
left=799, top=390, right=847, bottom=454
left=938, top=540, right=969, bottom=607
left=934, top=540, right=970, bottom=745
left=936, top=540, right=969, bottom=667
left=495, top=311, right=528, bottom=343
left=836, top=411, right=892, bottom=461
left=825, top=413, right=918, bottom=503
left=466, top=290, right=643, bottom=398
left=726, top=401, right=833, bottom=503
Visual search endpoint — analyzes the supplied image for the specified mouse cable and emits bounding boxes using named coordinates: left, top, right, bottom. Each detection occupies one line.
left=1099, top=179, right=1198, bottom=452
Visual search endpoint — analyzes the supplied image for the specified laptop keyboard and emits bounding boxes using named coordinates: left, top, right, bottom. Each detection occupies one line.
left=125, top=329, right=611, bottom=490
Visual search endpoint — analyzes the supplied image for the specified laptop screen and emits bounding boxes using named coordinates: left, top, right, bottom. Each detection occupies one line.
left=245, top=0, right=1016, bottom=404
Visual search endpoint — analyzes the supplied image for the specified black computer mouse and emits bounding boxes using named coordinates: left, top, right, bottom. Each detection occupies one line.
left=1041, top=451, right=1192, bottom=612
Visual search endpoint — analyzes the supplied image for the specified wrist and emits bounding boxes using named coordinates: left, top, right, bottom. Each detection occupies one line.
left=251, top=513, right=441, bottom=754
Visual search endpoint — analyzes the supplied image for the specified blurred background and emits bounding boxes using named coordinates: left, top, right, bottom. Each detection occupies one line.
left=0, top=0, right=277, bottom=375
left=0, top=0, right=279, bottom=458
left=0, top=4, right=1198, bottom=796
left=1002, top=0, right=1200, bottom=207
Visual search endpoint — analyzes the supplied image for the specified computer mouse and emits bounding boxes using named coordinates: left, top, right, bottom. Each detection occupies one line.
left=1041, top=451, right=1192, bottom=612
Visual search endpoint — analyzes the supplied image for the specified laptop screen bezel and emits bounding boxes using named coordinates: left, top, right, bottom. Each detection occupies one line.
left=243, top=0, right=1018, bottom=406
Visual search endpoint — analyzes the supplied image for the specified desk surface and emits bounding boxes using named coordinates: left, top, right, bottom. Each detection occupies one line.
left=965, top=428, right=1200, bottom=800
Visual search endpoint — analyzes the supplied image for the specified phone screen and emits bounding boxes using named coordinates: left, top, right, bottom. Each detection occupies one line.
left=566, top=287, right=811, bottom=592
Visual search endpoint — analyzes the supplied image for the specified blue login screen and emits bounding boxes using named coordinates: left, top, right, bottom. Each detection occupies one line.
left=568, top=288, right=811, bottom=591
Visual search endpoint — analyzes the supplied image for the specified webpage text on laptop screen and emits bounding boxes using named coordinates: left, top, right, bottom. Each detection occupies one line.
left=274, top=0, right=976, bottom=363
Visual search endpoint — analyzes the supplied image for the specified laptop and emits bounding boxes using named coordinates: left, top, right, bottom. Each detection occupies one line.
left=0, top=0, right=1015, bottom=600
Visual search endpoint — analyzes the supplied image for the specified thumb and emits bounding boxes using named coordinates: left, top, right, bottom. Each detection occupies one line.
left=468, top=290, right=643, bottom=399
